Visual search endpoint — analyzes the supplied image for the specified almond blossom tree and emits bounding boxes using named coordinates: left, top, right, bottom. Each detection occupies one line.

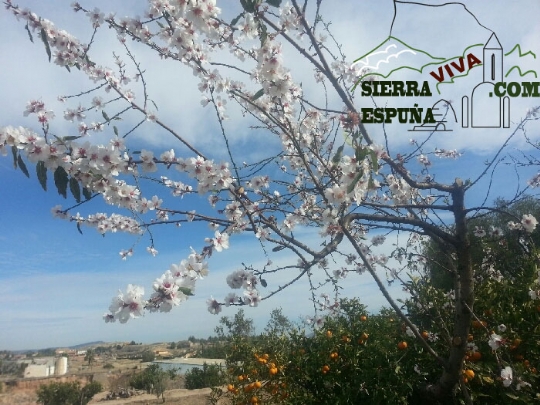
left=1, top=0, right=539, bottom=402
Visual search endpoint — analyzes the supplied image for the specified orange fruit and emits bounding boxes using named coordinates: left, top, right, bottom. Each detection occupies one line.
left=360, top=315, right=368, bottom=321
left=254, top=381, right=262, bottom=389
left=326, top=330, right=333, bottom=338
left=421, top=331, right=429, bottom=339
left=397, top=341, right=408, bottom=350
left=471, top=351, right=482, bottom=361
left=269, top=367, right=278, bottom=375
left=464, top=369, right=475, bottom=379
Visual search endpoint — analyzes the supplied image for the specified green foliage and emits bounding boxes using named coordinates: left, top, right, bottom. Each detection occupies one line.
left=216, top=289, right=540, bottom=405
left=129, top=364, right=175, bottom=402
left=141, top=350, right=156, bottom=362
left=264, top=308, right=292, bottom=336
left=0, top=360, right=27, bottom=377
left=215, top=309, right=254, bottom=339
left=196, top=342, right=227, bottom=359
left=84, top=349, right=95, bottom=368
left=103, top=363, right=114, bottom=369
left=36, top=381, right=102, bottom=405
left=185, top=363, right=225, bottom=389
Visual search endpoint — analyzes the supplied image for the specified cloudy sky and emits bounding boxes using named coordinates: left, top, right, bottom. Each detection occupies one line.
left=1, top=0, right=539, bottom=351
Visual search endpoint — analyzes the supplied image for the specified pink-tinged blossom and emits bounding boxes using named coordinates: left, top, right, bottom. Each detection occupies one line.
left=146, top=246, right=158, bottom=256
left=213, top=230, right=229, bottom=252
left=243, top=288, right=261, bottom=307
left=103, top=313, right=115, bottom=323
left=501, top=366, right=513, bottom=387
left=516, top=378, right=531, bottom=391
left=521, top=214, right=538, bottom=233
left=108, top=284, right=145, bottom=323
left=207, top=297, right=222, bottom=314
left=371, top=235, right=385, bottom=246
left=488, top=333, right=504, bottom=351
left=224, top=293, right=238, bottom=306
left=528, top=173, right=540, bottom=188
left=473, top=226, right=486, bottom=237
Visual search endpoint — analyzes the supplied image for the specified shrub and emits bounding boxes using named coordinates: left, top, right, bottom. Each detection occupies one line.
left=185, top=363, right=225, bottom=389
left=141, top=350, right=156, bottom=363
left=129, top=364, right=176, bottom=402
left=36, top=381, right=102, bottom=405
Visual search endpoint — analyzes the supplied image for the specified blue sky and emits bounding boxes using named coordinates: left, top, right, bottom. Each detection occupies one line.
left=1, top=0, right=539, bottom=351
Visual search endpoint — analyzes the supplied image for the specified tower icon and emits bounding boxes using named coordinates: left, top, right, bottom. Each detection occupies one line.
left=462, top=32, right=510, bottom=128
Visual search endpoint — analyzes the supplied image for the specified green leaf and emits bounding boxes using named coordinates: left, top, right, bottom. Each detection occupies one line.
left=102, top=111, right=110, bottom=121
left=65, top=65, right=71, bottom=73
left=505, top=393, right=520, bottom=400
left=178, top=287, right=194, bottom=296
left=231, top=12, right=244, bottom=26
left=24, top=23, right=34, bottom=43
left=355, top=146, right=369, bottom=162
left=62, top=136, right=82, bottom=142
left=76, top=222, right=83, bottom=235
left=482, top=376, right=494, bottom=384
left=260, top=278, right=268, bottom=287
left=272, top=245, right=285, bottom=252
left=346, top=170, right=364, bottom=194
left=240, top=0, right=256, bottom=13
left=11, top=146, right=18, bottom=169
left=266, top=0, right=282, bottom=6
left=82, top=187, right=92, bottom=200
left=370, top=150, right=379, bottom=173
left=17, top=155, right=30, bottom=178
left=36, top=161, right=47, bottom=191
left=332, top=145, right=344, bottom=164
left=53, top=166, right=69, bottom=198
left=258, top=20, right=268, bottom=46
left=251, top=88, right=265, bottom=101
left=69, top=177, right=81, bottom=203
left=113, top=126, right=119, bottom=136
left=39, top=28, right=51, bottom=62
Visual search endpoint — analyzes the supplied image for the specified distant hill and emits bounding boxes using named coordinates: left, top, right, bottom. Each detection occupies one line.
left=68, top=341, right=106, bottom=349
left=9, top=341, right=106, bottom=354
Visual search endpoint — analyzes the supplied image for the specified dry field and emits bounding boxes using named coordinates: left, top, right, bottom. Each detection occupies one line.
left=1, top=355, right=228, bottom=405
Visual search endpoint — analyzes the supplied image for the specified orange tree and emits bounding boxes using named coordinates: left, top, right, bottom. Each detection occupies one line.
left=214, top=300, right=450, bottom=404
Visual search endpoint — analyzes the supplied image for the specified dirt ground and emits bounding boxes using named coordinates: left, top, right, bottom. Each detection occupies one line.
left=0, top=387, right=221, bottom=405
left=89, top=387, right=226, bottom=405
left=1, top=356, right=229, bottom=405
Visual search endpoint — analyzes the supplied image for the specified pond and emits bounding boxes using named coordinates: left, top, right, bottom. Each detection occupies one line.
left=153, top=359, right=225, bottom=374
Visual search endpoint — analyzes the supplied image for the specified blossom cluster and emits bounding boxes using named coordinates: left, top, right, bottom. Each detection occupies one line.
left=105, top=248, right=211, bottom=322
